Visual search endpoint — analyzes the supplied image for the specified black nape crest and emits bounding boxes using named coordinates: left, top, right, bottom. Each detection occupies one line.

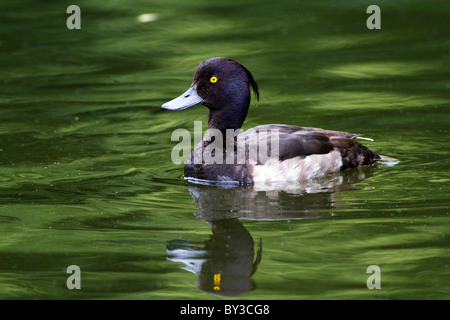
left=238, top=62, right=259, bottom=102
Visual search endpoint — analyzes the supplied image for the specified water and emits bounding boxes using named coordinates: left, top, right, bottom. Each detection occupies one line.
left=0, top=0, right=448, bottom=299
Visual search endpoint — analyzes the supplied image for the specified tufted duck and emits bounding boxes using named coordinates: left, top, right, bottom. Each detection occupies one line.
left=162, top=57, right=390, bottom=186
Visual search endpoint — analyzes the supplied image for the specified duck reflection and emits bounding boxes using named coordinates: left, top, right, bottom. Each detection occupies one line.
left=167, top=166, right=379, bottom=296
left=167, top=219, right=261, bottom=296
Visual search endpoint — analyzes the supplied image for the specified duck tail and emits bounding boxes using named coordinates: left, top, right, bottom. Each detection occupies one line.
left=331, top=136, right=381, bottom=169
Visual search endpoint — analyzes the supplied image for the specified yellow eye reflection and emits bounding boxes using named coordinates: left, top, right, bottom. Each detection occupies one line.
left=210, top=76, right=218, bottom=83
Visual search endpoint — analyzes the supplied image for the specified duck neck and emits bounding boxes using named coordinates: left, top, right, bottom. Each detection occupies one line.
left=207, top=83, right=250, bottom=133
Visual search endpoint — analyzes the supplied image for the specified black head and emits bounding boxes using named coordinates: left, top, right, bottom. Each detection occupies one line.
left=161, top=57, right=259, bottom=130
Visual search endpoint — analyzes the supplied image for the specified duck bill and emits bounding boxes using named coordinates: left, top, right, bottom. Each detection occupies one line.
left=161, top=84, right=204, bottom=111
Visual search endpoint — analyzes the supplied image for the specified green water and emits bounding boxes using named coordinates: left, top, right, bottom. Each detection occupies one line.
left=0, top=0, right=449, bottom=299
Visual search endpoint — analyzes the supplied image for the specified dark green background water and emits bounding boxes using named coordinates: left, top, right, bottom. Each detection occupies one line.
left=0, top=0, right=448, bottom=299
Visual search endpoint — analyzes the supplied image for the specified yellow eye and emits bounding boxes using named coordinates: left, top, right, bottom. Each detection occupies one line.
left=210, top=76, right=218, bottom=83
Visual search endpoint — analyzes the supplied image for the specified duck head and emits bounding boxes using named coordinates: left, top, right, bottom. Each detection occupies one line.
left=161, top=57, right=259, bottom=131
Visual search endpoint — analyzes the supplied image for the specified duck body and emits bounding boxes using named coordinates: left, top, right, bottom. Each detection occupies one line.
left=162, top=58, right=385, bottom=186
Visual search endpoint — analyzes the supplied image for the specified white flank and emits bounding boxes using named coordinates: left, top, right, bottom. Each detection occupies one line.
left=252, top=150, right=343, bottom=184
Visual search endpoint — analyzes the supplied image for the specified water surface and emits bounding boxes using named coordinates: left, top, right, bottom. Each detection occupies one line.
left=0, top=0, right=448, bottom=299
